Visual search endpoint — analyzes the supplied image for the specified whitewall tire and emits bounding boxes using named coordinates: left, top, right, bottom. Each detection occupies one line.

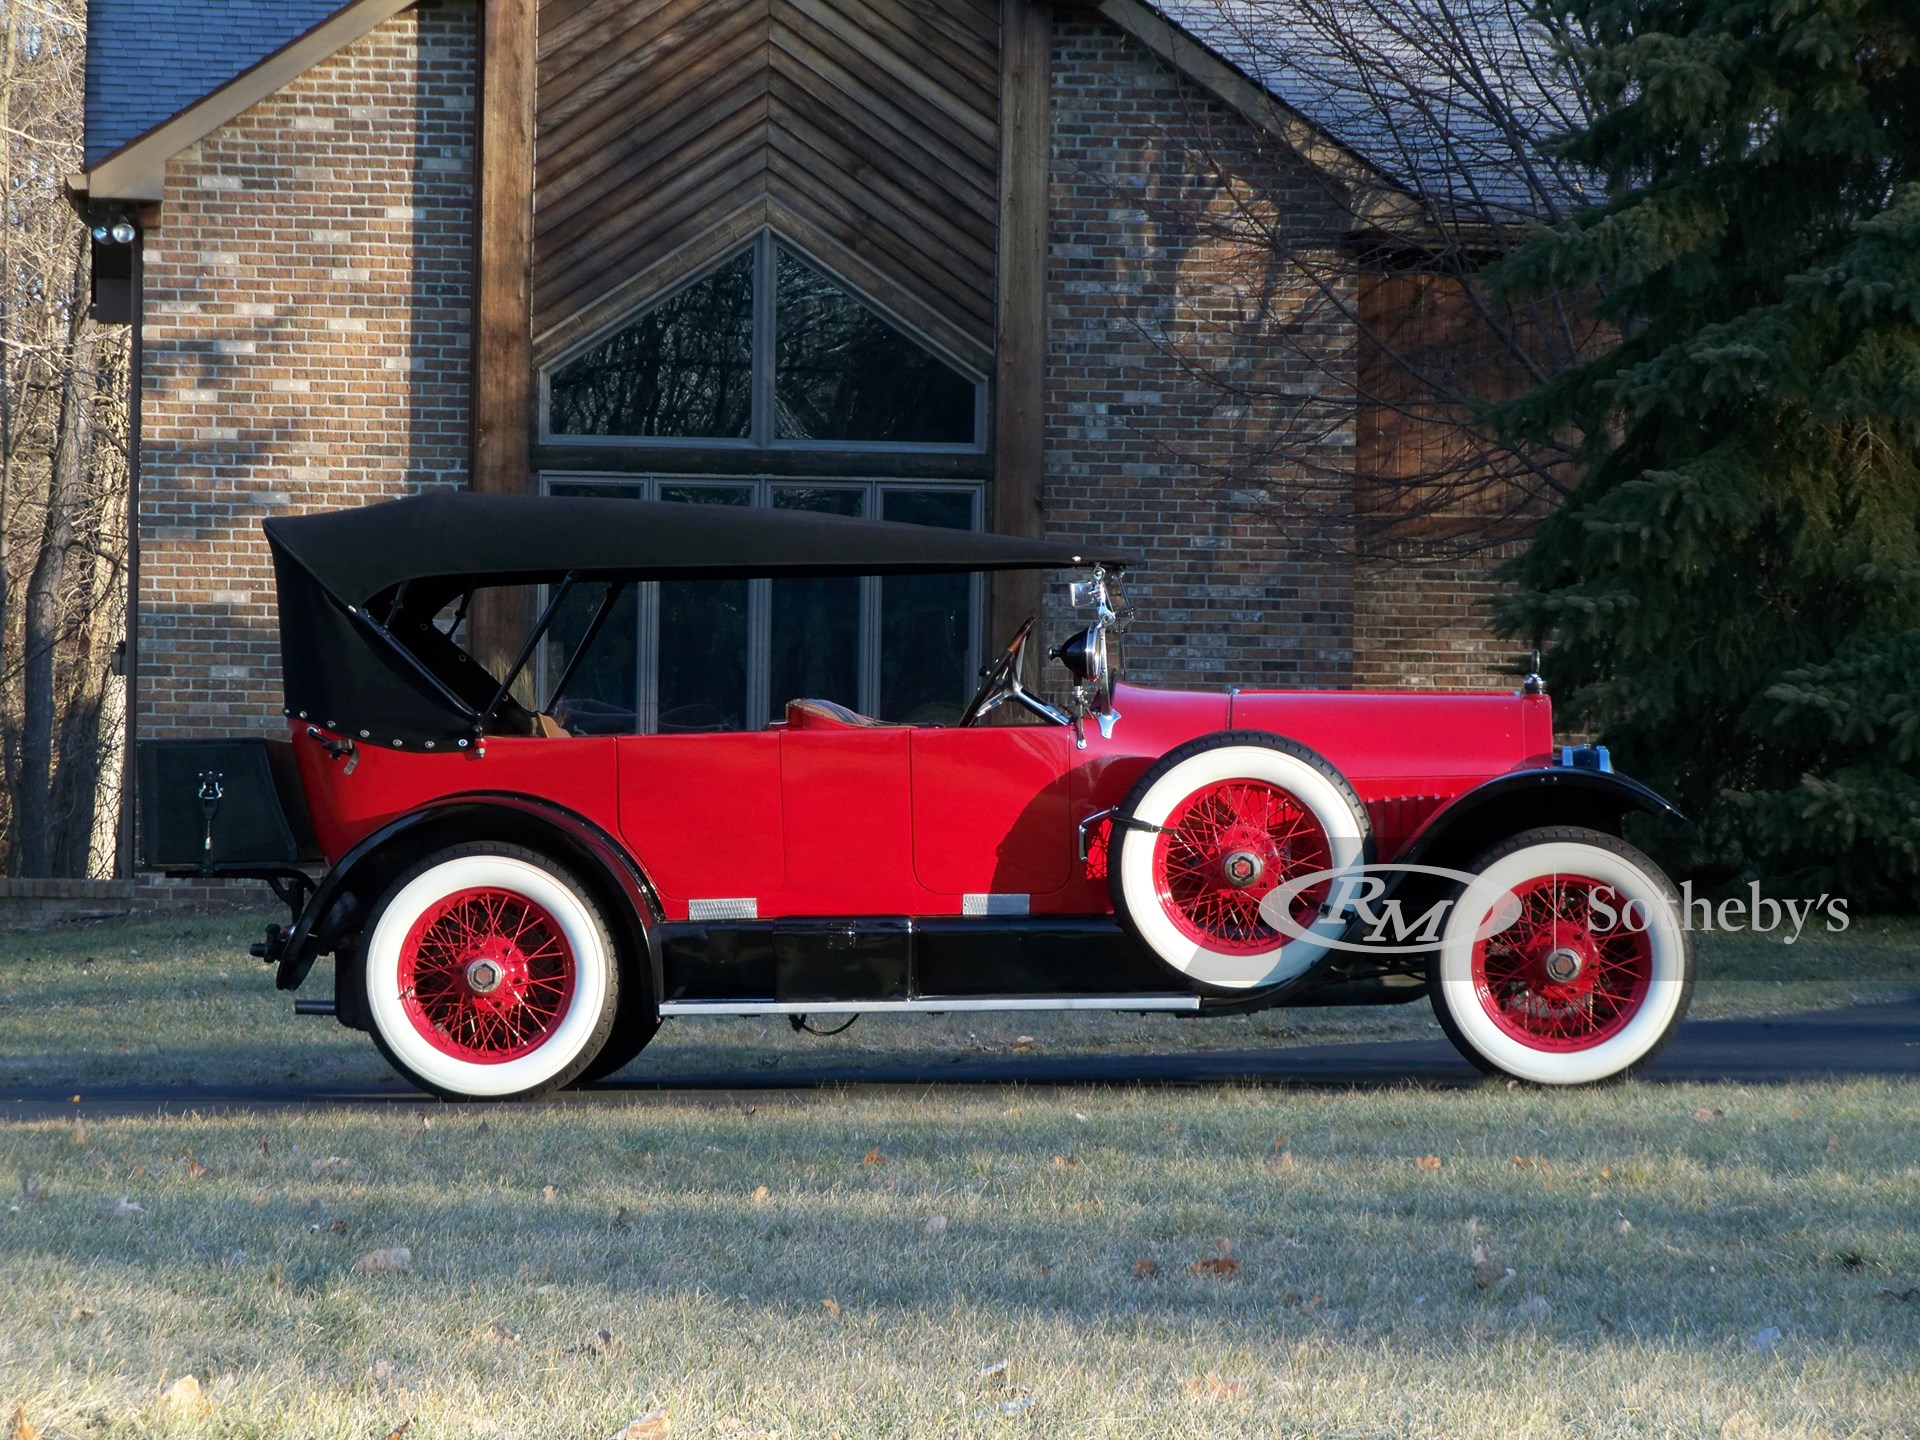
left=361, top=844, right=619, bottom=1100
left=1430, top=827, right=1694, bottom=1084
left=1109, top=732, right=1370, bottom=990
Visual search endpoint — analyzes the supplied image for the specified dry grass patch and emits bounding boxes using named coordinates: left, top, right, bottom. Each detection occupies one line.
left=0, top=1081, right=1916, bottom=1437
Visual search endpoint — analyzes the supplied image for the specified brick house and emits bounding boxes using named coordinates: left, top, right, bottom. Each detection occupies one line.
left=74, top=0, right=1520, bottom=772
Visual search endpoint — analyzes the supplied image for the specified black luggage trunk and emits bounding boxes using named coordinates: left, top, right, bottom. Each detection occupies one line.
left=136, top=738, right=320, bottom=875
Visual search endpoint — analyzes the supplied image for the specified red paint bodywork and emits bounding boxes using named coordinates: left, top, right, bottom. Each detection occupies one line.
left=292, top=682, right=1554, bottom=921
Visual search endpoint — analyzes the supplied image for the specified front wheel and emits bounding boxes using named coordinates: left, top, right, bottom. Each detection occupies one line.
left=1429, top=827, right=1694, bottom=1084
left=361, top=844, right=619, bottom=1100
left=1109, top=732, right=1370, bottom=990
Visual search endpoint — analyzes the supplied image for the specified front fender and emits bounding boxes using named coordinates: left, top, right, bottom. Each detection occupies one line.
left=1396, top=763, right=1684, bottom=872
left=275, top=795, right=663, bottom=1006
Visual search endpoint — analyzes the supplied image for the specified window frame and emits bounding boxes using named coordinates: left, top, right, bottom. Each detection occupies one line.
left=539, top=232, right=989, bottom=455
left=538, top=472, right=985, bottom=732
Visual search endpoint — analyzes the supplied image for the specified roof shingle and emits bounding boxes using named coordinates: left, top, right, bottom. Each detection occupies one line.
left=83, top=0, right=349, bottom=166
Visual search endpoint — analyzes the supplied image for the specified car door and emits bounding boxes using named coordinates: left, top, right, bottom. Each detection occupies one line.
left=616, top=733, right=785, bottom=914
left=909, top=726, right=1076, bottom=905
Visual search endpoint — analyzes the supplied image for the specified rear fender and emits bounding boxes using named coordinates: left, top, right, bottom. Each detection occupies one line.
left=275, top=796, right=663, bottom=1012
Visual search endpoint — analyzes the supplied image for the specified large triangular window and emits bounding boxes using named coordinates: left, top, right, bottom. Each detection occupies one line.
left=544, top=234, right=983, bottom=448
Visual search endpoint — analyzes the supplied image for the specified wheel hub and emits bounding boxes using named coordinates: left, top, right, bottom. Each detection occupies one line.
left=465, top=957, right=505, bottom=995
left=1221, top=849, right=1265, bottom=888
left=1541, top=946, right=1584, bottom=984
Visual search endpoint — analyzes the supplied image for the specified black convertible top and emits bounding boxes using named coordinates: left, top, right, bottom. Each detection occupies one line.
left=265, top=491, right=1113, bottom=608
left=264, top=491, right=1123, bottom=748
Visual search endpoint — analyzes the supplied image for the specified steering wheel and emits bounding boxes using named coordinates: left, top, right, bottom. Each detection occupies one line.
left=958, top=616, right=1035, bottom=727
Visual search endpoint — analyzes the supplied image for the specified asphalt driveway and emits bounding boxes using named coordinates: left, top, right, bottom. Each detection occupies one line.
left=1, top=998, right=1913, bottom=1118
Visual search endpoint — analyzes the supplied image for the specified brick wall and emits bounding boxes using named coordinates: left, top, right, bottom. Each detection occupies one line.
left=1352, top=545, right=1522, bottom=690
left=1042, top=21, right=1357, bottom=690
left=137, top=1, right=476, bottom=747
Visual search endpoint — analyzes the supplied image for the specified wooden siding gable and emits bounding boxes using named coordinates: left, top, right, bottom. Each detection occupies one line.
left=532, top=0, right=1000, bottom=368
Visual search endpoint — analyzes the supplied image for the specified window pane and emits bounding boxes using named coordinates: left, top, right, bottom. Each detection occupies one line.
left=538, top=484, right=641, bottom=731
left=658, top=486, right=753, bottom=732
left=769, top=487, right=864, bottom=722
left=548, top=251, right=754, bottom=438
left=879, top=489, right=974, bottom=724
left=774, top=245, right=976, bottom=444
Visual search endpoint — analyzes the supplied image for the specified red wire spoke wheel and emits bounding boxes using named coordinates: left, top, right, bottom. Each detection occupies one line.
left=1152, top=779, right=1333, bottom=954
left=398, top=887, right=577, bottom=1063
left=360, top=845, right=619, bottom=1100
left=1430, top=827, right=1694, bottom=1085
left=1470, top=872, right=1652, bottom=1052
left=1110, top=733, right=1370, bottom=991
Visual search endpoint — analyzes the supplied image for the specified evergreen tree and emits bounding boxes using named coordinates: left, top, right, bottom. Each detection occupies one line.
left=1492, top=0, right=1920, bottom=904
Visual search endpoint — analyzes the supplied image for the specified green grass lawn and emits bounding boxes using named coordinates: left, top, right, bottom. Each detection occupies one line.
left=1, top=1082, right=1917, bottom=1438
left=0, top=909, right=1914, bottom=1090
left=0, top=912, right=1916, bottom=1436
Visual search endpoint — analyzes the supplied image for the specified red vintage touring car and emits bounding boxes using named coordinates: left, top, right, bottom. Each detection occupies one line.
left=139, top=492, right=1694, bottom=1098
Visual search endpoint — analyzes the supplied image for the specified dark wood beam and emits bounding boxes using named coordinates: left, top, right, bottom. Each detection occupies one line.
left=990, top=0, right=1051, bottom=653
left=470, top=0, right=538, bottom=683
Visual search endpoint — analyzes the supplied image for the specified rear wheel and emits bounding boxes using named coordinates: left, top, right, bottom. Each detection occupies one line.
left=1108, top=732, right=1370, bottom=990
left=361, top=844, right=618, bottom=1099
left=1429, top=827, right=1694, bottom=1084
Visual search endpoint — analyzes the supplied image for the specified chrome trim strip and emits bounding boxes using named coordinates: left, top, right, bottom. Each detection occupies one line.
left=687, top=898, right=758, bottom=920
left=961, top=892, right=1030, bottom=917
left=658, top=994, right=1201, bottom=1016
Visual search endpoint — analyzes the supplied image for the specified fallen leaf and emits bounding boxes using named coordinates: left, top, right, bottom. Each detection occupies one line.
left=970, top=1358, right=1009, bottom=1384
left=1281, top=1291, right=1322, bottom=1310
left=19, top=1176, right=43, bottom=1202
left=1693, top=1107, right=1725, bottom=1123
left=566, top=1327, right=623, bottom=1357
left=483, top=1323, right=523, bottom=1344
left=376, top=1424, right=411, bottom=1440
left=612, top=1410, right=669, bottom=1440
left=1471, top=1243, right=1513, bottom=1291
left=1264, top=1150, right=1297, bottom=1173
left=751, top=1185, right=771, bottom=1203
left=353, top=1246, right=412, bottom=1275
left=11, top=1405, right=40, bottom=1440
left=1189, top=1257, right=1240, bottom=1279
left=1613, top=1218, right=1634, bottom=1236
left=1512, top=1294, right=1551, bottom=1325
left=997, top=1396, right=1035, bottom=1416
left=821, top=1295, right=841, bottom=1319
left=328, top=1218, right=348, bottom=1235
left=612, top=1207, right=635, bottom=1228
left=863, top=1148, right=883, bottom=1167
left=312, top=1155, right=352, bottom=1174
left=1131, top=1257, right=1159, bottom=1278
left=185, top=1158, right=207, bottom=1180
left=368, top=1359, right=399, bottom=1385
left=1049, top=1155, right=1079, bottom=1172
left=1417, top=1155, right=1444, bottom=1171
left=109, top=1196, right=146, bottom=1222
left=541, top=1184, right=556, bottom=1202
left=257, top=1136, right=271, bottom=1157
left=1183, top=1372, right=1248, bottom=1400
left=924, top=1213, right=948, bottom=1236
left=156, top=1375, right=208, bottom=1415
